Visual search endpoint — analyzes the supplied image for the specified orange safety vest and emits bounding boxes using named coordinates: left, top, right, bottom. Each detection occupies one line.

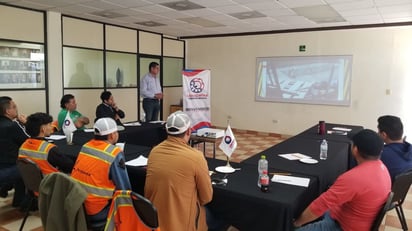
left=105, top=190, right=160, bottom=231
left=18, top=138, right=58, bottom=175
left=71, top=139, right=121, bottom=215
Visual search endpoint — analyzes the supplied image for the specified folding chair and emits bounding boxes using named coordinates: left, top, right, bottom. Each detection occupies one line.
left=16, top=158, right=43, bottom=231
left=370, top=192, right=394, bottom=231
left=390, top=171, right=412, bottom=231
left=131, top=191, right=159, bottom=230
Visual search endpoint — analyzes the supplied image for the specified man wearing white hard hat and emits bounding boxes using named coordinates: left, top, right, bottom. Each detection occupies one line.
left=71, top=117, right=131, bottom=226
left=145, top=111, right=213, bottom=231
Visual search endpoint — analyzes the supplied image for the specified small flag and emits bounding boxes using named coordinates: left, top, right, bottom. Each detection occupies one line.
left=62, top=111, right=76, bottom=133
left=219, top=125, right=237, bottom=158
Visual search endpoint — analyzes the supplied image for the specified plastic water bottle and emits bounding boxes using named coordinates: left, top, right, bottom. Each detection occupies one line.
left=320, top=139, right=328, bottom=160
left=257, top=155, right=268, bottom=187
left=260, top=170, right=270, bottom=192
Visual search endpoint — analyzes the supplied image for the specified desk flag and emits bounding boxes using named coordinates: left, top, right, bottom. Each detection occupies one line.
left=62, top=111, right=76, bottom=133
left=219, top=125, right=237, bottom=158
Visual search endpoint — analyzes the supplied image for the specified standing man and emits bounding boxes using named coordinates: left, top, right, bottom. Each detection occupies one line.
left=294, top=129, right=391, bottom=231
left=95, top=91, right=125, bottom=125
left=0, top=96, right=29, bottom=207
left=377, top=115, right=412, bottom=181
left=140, top=62, right=162, bottom=122
left=57, top=94, right=89, bottom=130
left=71, top=118, right=131, bottom=224
left=19, top=112, right=74, bottom=174
left=145, top=111, right=213, bottom=231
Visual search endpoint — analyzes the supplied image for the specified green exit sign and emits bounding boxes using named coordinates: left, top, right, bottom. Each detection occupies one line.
left=299, top=45, right=306, bottom=52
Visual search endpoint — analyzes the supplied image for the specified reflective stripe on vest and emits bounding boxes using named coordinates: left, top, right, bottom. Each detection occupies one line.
left=105, top=191, right=133, bottom=231
left=19, top=139, right=57, bottom=175
left=71, top=139, right=121, bottom=215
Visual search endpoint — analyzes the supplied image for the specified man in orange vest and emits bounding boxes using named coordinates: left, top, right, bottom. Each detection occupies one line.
left=19, top=112, right=75, bottom=175
left=71, top=117, right=131, bottom=225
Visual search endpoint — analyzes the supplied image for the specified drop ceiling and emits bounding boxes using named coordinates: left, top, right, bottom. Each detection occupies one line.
left=2, top=0, right=412, bottom=38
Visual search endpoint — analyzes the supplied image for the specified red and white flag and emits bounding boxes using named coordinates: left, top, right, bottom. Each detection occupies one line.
left=219, top=125, right=237, bottom=158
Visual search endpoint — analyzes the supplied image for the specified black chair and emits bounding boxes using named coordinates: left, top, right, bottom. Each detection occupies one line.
left=16, top=158, right=43, bottom=231
left=371, top=192, right=394, bottom=231
left=131, top=191, right=159, bottom=230
left=390, top=171, right=412, bottom=231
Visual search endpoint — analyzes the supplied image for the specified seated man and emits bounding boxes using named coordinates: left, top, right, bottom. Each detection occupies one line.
left=19, top=112, right=75, bottom=174
left=95, top=91, right=125, bottom=125
left=71, top=118, right=131, bottom=224
left=145, top=111, right=213, bottom=231
left=378, top=115, right=412, bottom=181
left=294, top=129, right=391, bottom=231
left=0, top=96, right=28, bottom=206
left=57, top=94, right=89, bottom=131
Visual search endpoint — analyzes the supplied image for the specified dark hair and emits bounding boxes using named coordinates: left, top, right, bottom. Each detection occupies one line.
left=377, top=115, right=403, bottom=140
left=25, top=112, right=53, bottom=137
left=0, top=96, right=12, bottom=116
left=100, top=91, right=112, bottom=102
left=149, top=62, right=159, bottom=72
left=60, top=94, right=74, bottom=109
left=350, top=129, right=384, bottom=160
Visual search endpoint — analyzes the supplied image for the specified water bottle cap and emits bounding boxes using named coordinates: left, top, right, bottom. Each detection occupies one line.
left=262, top=170, right=268, bottom=174
left=261, top=155, right=266, bottom=159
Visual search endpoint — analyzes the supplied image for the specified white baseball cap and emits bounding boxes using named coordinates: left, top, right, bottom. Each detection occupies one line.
left=94, top=118, right=118, bottom=136
left=166, top=111, right=191, bottom=135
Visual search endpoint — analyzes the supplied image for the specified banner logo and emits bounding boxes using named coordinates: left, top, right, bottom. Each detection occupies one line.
left=190, top=78, right=204, bottom=93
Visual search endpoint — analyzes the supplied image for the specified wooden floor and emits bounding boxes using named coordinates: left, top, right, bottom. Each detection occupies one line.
left=0, top=128, right=411, bottom=230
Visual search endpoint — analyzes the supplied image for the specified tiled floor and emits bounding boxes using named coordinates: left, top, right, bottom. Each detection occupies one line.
left=0, top=129, right=411, bottom=230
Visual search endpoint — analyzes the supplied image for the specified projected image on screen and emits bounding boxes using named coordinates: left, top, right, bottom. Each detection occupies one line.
left=255, top=55, right=352, bottom=106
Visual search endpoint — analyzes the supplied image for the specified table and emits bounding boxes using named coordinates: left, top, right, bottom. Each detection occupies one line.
left=70, top=122, right=167, bottom=147
left=189, top=134, right=220, bottom=158
left=242, top=136, right=350, bottom=193
left=206, top=159, right=318, bottom=231
left=295, top=123, right=363, bottom=169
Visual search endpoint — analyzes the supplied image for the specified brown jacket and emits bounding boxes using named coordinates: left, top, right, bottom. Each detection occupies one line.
left=145, top=136, right=213, bottom=231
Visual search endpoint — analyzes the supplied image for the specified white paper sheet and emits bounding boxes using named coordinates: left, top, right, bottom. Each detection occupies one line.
left=278, top=153, right=312, bottom=160
left=149, top=120, right=165, bottom=124
left=47, top=135, right=66, bottom=140
left=123, top=122, right=141, bottom=126
left=125, top=155, right=148, bottom=167
left=271, top=175, right=310, bottom=187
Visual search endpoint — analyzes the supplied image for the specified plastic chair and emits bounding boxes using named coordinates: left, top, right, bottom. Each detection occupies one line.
left=390, top=171, right=412, bottom=231
left=370, top=192, right=394, bottom=231
left=131, top=191, right=159, bottom=229
left=16, top=158, right=43, bottom=231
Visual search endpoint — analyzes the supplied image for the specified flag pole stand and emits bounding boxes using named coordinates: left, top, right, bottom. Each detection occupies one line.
left=225, top=156, right=232, bottom=168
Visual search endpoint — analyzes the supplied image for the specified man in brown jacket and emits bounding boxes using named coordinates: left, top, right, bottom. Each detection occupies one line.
left=145, top=111, right=213, bottom=231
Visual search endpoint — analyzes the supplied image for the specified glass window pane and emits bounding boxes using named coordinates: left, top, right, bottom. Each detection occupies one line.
left=63, top=47, right=103, bottom=88
left=0, top=41, right=45, bottom=89
left=163, top=57, right=183, bottom=86
left=106, top=52, right=137, bottom=88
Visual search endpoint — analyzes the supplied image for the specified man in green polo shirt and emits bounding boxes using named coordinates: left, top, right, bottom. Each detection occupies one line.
left=57, top=94, right=89, bottom=130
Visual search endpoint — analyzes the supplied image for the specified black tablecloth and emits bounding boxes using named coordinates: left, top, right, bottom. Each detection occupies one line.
left=294, top=123, right=363, bottom=169
left=295, top=123, right=363, bottom=143
left=242, top=136, right=349, bottom=193
left=206, top=159, right=318, bottom=231
left=69, top=122, right=167, bottom=147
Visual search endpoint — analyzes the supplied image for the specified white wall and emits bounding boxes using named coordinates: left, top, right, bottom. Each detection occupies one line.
left=186, top=26, right=412, bottom=137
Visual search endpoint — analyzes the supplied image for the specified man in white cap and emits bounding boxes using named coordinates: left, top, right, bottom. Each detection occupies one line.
left=71, top=117, right=131, bottom=225
left=145, top=111, right=213, bottom=231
